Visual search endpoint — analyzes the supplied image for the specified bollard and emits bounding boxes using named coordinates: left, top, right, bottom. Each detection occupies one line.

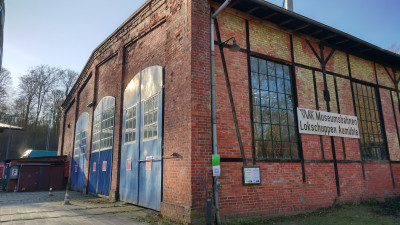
left=63, top=191, right=70, bottom=205
left=14, top=185, right=17, bottom=193
left=48, top=187, right=53, bottom=196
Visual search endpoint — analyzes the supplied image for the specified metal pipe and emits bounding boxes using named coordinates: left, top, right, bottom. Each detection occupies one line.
left=210, top=1, right=231, bottom=224
left=284, top=0, right=293, bottom=11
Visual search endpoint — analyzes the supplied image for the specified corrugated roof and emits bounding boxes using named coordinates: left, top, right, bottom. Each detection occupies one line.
left=213, top=0, right=400, bottom=69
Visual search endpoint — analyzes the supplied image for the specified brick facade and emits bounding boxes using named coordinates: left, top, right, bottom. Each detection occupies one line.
left=58, top=0, right=400, bottom=223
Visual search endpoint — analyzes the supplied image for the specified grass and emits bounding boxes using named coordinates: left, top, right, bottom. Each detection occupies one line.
left=225, top=197, right=400, bottom=225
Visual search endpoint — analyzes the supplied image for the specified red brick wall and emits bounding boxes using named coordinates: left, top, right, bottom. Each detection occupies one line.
left=62, top=102, right=76, bottom=160
left=207, top=6, right=400, bottom=221
left=58, top=0, right=400, bottom=223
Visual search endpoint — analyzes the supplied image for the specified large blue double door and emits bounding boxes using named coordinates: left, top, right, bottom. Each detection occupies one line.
left=120, top=66, right=163, bottom=211
left=71, top=113, right=89, bottom=192
left=88, top=97, right=115, bottom=196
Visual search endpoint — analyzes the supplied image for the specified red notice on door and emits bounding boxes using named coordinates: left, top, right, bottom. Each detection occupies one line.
left=126, top=159, right=131, bottom=171
left=146, top=156, right=152, bottom=171
left=102, top=161, right=107, bottom=172
left=93, top=162, right=96, bottom=172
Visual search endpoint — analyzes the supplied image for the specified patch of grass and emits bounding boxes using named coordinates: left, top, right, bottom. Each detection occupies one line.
left=144, top=214, right=181, bottom=225
left=225, top=199, right=400, bottom=225
left=369, top=196, right=400, bottom=217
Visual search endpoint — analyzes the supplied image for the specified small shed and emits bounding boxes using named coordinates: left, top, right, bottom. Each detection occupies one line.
left=6, top=156, right=67, bottom=192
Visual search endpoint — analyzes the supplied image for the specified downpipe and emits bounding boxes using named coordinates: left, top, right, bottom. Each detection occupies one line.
left=210, top=1, right=231, bottom=224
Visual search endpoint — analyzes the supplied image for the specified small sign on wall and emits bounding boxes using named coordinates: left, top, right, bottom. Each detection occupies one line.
left=212, top=155, right=221, bottom=177
left=9, top=166, right=19, bottom=179
left=102, top=161, right=107, bottom=172
left=93, top=162, right=96, bottom=172
left=126, top=159, right=131, bottom=171
left=243, top=166, right=261, bottom=185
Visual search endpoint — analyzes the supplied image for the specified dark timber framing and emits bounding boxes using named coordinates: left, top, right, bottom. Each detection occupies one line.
left=246, top=20, right=257, bottom=166
left=290, top=35, right=306, bottom=182
left=214, top=17, right=247, bottom=166
left=211, top=1, right=400, bottom=194
left=312, top=70, right=325, bottom=160
left=306, top=40, right=341, bottom=196
left=375, top=86, right=396, bottom=188
left=347, top=53, right=366, bottom=179
left=334, top=76, right=347, bottom=160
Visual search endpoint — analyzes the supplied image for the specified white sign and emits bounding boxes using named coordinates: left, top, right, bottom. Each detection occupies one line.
left=212, top=165, right=220, bottom=177
left=9, top=166, right=19, bottom=179
left=297, top=108, right=360, bottom=139
left=243, top=167, right=261, bottom=185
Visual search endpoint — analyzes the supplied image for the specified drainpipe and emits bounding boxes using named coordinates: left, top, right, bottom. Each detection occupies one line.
left=210, top=1, right=231, bottom=224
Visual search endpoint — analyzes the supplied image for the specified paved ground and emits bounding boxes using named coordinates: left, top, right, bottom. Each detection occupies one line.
left=0, top=190, right=158, bottom=225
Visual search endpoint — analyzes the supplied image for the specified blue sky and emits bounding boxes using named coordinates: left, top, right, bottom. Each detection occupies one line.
left=3, top=0, right=399, bottom=89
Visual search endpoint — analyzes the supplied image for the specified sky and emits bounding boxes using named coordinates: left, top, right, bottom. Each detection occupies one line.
left=3, top=0, right=400, bottom=90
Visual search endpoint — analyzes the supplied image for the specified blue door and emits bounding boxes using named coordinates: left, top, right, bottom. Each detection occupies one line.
left=71, top=113, right=89, bottom=192
left=120, top=66, right=163, bottom=211
left=88, top=97, right=115, bottom=196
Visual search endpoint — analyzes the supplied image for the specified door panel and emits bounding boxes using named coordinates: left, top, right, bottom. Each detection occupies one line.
left=120, top=74, right=140, bottom=203
left=71, top=113, right=89, bottom=192
left=120, top=66, right=163, bottom=211
left=88, top=98, right=115, bottom=196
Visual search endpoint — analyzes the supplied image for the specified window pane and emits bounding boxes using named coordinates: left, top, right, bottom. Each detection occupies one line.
left=260, top=74, right=268, bottom=91
left=252, top=72, right=260, bottom=89
left=250, top=57, right=258, bottom=72
left=259, top=59, right=267, bottom=74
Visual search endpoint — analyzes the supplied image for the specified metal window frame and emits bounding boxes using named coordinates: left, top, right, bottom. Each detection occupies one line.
left=91, top=113, right=102, bottom=153
left=142, top=94, right=159, bottom=142
left=99, top=105, right=115, bottom=151
left=124, top=105, right=137, bottom=144
left=352, top=82, right=388, bottom=161
left=250, top=56, right=299, bottom=160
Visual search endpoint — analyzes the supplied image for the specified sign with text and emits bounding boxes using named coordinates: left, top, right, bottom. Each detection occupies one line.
left=243, top=166, right=261, bottom=185
left=297, top=108, right=360, bottom=139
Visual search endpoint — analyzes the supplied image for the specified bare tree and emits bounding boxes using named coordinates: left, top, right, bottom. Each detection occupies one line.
left=59, top=69, right=78, bottom=98
left=18, top=74, right=37, bottom=126
left=388, top=42, right=400, bottom=54
left=29, top=65, right=59, bottom=125
left=0, top=67, right=11, bottom=104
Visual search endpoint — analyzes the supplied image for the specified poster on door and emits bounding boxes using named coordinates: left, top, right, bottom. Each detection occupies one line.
left=102, top=161, right=107, bottom=172
left=126, top=159, right=131, bottom=171
left=146, top=156, right=152, bottom=171
left=93, top=162, right=96, bottom=172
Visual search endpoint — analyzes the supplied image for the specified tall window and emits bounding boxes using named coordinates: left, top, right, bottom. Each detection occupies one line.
left=74, top=133, right=80, bottom=156
left=125, top=106, right=137, bottom=143
left=101, top=106, right=115, bottom=149
left=251, top=56, right=298, bottom=159
left=352, top=83, right=387, bottom=160
left=81, top=131, right=87, bottom=154
left=143, top=94, right=158, bottom=140
left=92, top=114, right=101, bottom=152
left=74, top=131, right=87, bottom=156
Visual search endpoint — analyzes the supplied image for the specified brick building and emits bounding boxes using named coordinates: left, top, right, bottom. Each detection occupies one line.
left=58, top=0, right=400, bottom=223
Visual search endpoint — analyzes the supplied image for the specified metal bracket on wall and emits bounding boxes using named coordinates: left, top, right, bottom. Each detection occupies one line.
left=138, top=153, right=183, bottom=162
